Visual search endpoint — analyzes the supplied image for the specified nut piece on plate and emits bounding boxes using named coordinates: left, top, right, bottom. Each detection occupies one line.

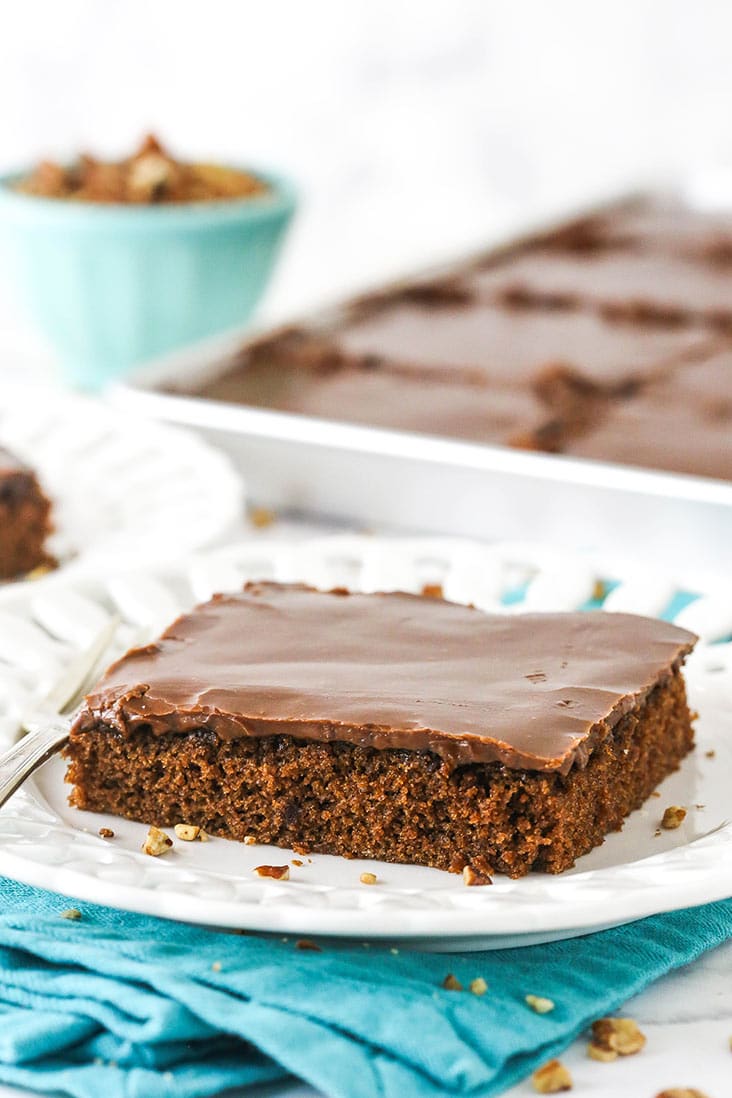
left=469, top=977, right=488, bottom=996
left=654, top=1090, right=710, bottom=1098
left=462, top=864, right=492, bottom=886
left=442, top=973, right=463, bottom=991
left=589, top=1016, right=646, bottom=1060
left=359, top=872, right=378, bottom=885
left=661, top=805, right=687, bottom=829
left=249, top=506, right=277, bottom=529
left=142, top=826, right=173, bottom=857
left=253, top=864, right=290, bottom=880
left=526, top=994, right=555, bottom=1014
left=174, top=823, right=202, bottom=842
left=531, top=1058, right=572, bottom=1092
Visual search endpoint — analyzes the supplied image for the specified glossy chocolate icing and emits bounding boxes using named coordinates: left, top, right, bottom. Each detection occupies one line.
left=75, top=583, right=696, bottom=775
left=537, top=201, right=732, bottom=260
left=334, top=296, right=714, bottom=386
left=474, top=248, right=732, bottom=326
left=565, top=350, right=732, bottom=478
left=197, top=354, right=546, bottom=444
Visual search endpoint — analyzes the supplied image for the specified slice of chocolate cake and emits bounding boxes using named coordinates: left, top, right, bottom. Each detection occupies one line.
left=65, top=583, right=696, bottom=878
left=0, top=446, right=53, bottom=580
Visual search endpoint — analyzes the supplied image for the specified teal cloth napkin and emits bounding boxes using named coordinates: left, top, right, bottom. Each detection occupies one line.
left=0, top=879, right=727, bottom=1098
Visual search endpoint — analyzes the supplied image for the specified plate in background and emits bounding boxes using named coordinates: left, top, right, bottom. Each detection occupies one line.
left=0, top=382, right=244, bottom=576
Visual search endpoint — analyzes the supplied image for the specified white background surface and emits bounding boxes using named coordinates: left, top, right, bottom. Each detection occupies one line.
left=0, top=2, right=730, bottom=1095
left=5, top=0, right=732, bottom=341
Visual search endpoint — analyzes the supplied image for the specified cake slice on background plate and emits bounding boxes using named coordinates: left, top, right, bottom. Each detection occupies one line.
left=0, top=445, right=53, bottom=580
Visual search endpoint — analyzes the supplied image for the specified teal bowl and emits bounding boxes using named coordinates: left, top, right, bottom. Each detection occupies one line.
left=0, top=168, right=296, bottom=389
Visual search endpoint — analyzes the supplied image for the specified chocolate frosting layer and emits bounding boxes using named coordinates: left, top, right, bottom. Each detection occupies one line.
left=197, top=355, right=546, bottom=444
left=74, top=583, right=696, bottom=774
left=334, top=297, right=713, bottom=386
left=473, top=248, right=732, bottom=324
left=566, top=351, right=732, bottom=478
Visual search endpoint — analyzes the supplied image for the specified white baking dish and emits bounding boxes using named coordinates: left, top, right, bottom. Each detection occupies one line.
left=110, top=184, right=732, bottom=589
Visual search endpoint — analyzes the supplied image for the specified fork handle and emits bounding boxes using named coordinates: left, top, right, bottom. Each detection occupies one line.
left=0, top=718, right=69, bottom=809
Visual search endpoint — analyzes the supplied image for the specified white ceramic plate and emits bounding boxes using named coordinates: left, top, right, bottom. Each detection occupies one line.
left=0, top=535, right=730, bottom=951
left=0, top=383, right=243, bottom=575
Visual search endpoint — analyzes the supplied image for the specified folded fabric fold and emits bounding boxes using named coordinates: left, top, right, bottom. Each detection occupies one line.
left=0, top=878, right=727, bottom=1098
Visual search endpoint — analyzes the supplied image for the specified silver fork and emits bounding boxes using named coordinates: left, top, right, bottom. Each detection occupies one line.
left=0, top=616, right=122, bottom=809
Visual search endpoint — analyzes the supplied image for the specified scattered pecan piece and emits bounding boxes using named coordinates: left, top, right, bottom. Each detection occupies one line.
left=442, top=973, right=463, bottom=991
left=98, top=827, right=114, bottom=839
left=243, top=835, right=257, bottom=846
left=526, top=994, right=555, bottom=1014
left=254, top=864, right=290, bottom=880
left=26, top=563, right=55, bottom=582
left=359, top=872, right=377, bottom=885
left=590, top=1016, right=646, bottom=1057
left=142, top=826, right=173, bottom=856
left=249, top=506, right=277, bottom=529
left=655, top=1090, right=710, bottom=1098
left=661, top=805, right=687, bottom=830
left=463, top=864, right=492, bottom=887
left=469, top=977, right=488, bottom=996
left=587, top=1042, right=618, bottom=1062
left=296, top=939, right=322, bottom=952
left=531, top=1058, right=572, bottom=1092
left=174, top=823, right=201, bottom=841
left=60, top=908, right=82, bottom=920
